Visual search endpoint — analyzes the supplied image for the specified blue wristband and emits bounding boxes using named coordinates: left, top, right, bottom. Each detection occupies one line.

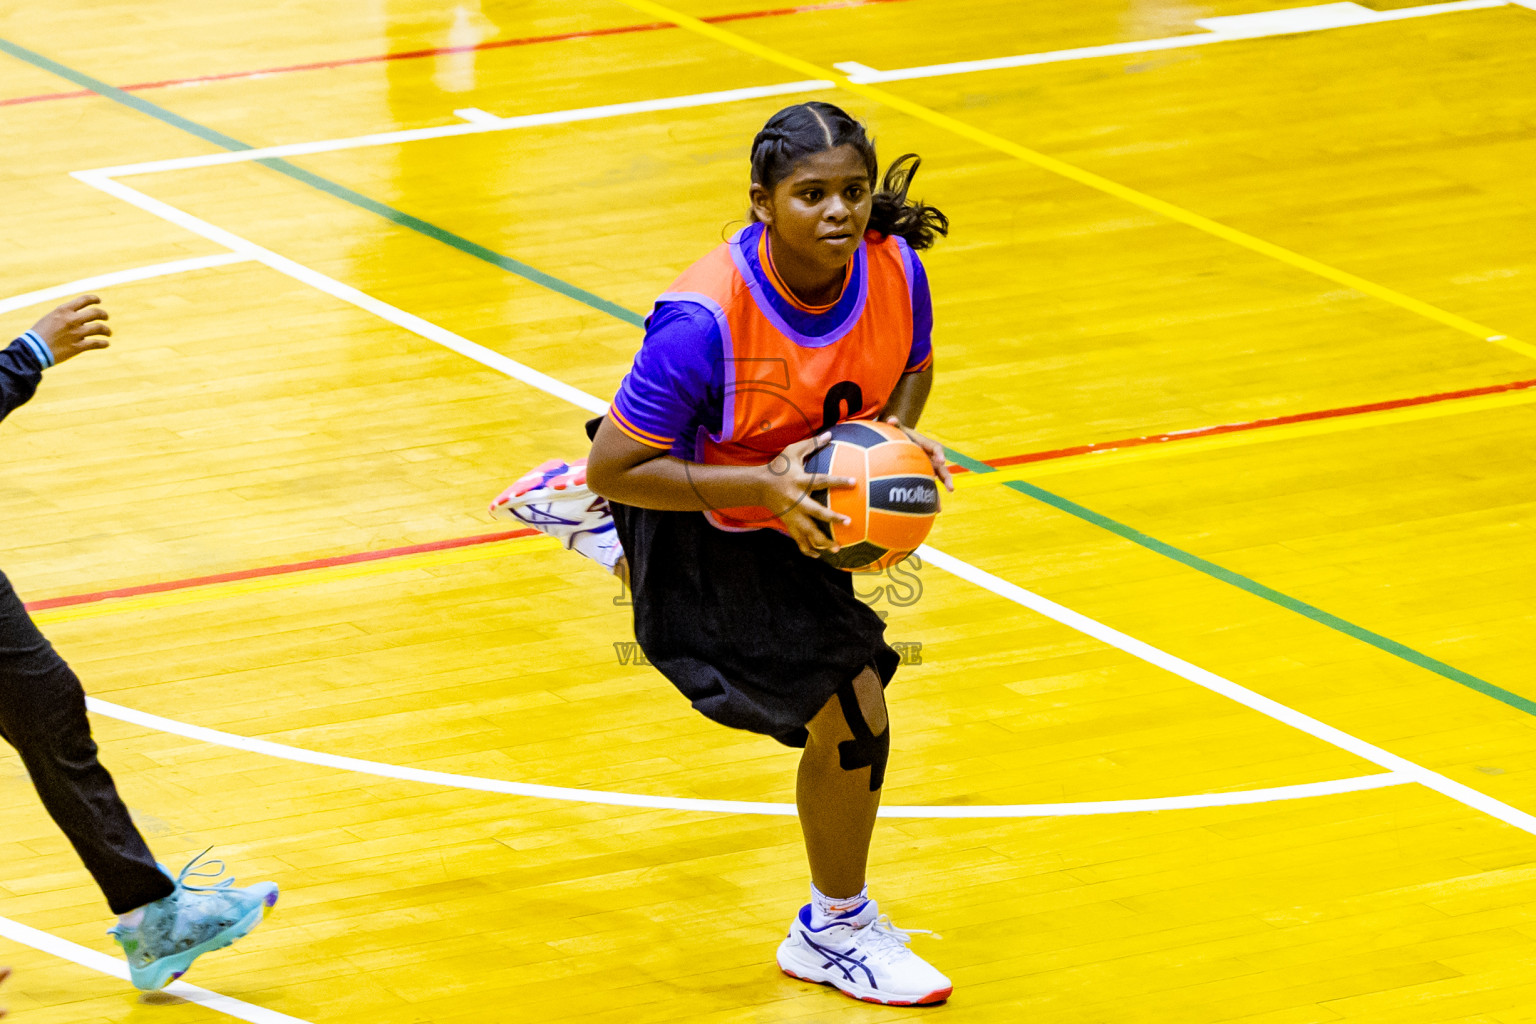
left=19, top=330, right=54, bottom=369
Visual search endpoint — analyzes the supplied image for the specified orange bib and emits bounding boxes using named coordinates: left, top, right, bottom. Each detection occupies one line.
left=656, top=226, right=917, bottom=532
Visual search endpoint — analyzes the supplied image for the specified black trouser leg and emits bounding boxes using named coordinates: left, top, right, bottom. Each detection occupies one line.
left=0, top=569, right=173, bottom=915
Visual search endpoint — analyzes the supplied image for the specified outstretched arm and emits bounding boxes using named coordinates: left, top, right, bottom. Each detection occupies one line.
left=0, top=295, right=111, bottom=425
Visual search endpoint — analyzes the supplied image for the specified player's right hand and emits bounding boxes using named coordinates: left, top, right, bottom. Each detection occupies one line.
left=29, top=295, right=111, bottom=365
left=760, top=433, right=856, bottom=559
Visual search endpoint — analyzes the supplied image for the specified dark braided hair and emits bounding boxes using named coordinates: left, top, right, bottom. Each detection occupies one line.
left=749, top=101, right=949, bottom=251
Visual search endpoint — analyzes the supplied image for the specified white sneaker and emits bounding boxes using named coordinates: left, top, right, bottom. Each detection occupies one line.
left=489, top=458, right=622, bottom=569
left=776, top=901, right=952, bottom=1006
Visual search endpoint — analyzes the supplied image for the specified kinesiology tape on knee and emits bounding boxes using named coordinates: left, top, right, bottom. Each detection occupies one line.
left=835, top=680, right=890, bottom=792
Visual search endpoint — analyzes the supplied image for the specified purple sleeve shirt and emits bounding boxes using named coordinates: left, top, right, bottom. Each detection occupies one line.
left=608, top=302, right=725, bottom=461
left=610, top=237, right=934, bottom=460
left=907, top=248, right=934, bottom=373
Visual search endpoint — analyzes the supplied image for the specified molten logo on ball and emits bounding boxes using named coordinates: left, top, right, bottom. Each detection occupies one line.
left=871, top=478, right=939, bottom=513
left=887, top=486, right=935, bottom=504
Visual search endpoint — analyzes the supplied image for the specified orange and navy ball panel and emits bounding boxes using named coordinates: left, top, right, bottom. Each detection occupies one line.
left=822, top=543, right=916, bottom=572
left=821, top=540, right=892, bottom=571
left=865, top=437, right=935, bottom=482
left=867, top=509, right=933, bottom=553
left=830, top=443, right=869, bottom=546
left=827, top=420, right=903, bottom=448
left=802, top=419, right=940, bottom=572
left=808, top=442, right=866, bottom=543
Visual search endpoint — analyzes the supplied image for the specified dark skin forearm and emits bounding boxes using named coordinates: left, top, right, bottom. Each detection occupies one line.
left=586, top=418, right=856, bottom=558
left=878, top=365, right=954, bottom=492
left=586, top=417, right=772, bottom=511
left=880, top=365, right=933, bottom=427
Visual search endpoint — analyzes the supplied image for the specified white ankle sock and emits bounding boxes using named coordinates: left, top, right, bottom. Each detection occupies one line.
left=810, top=882, right=870, bottom=926
left=117, top=907, right=146, bottom=928
left=572, top=528, right=624, bottom=570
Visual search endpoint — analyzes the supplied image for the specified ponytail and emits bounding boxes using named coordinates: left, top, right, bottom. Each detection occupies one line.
left=867, top=153, right=949, bottom=252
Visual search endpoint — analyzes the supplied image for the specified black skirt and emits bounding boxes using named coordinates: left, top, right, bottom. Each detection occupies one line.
left=610, top=501, right=901, bottom=748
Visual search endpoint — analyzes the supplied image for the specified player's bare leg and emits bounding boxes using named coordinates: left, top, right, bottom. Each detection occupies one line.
left=777, top=668, right=950, bottom=1005
left=797, top=668, right=885, bottom=897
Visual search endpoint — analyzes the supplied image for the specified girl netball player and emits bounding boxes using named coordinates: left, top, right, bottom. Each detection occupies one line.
left=492, top=102, right=953, bottom=1006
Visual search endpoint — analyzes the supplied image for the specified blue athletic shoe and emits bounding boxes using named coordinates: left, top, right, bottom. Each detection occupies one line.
left=108, top=850, right=278, bottom=991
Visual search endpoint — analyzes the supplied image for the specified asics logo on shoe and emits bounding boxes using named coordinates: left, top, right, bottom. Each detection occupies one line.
left=802, top=931, right=877, bottom=988
left=509, top=504, right=582, bottom=526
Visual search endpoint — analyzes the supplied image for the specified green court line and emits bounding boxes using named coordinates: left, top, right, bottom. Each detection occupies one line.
left=1006, top=479, right=1536, bottom=716
left=8, top=33, right=1528, bottom=719
left=942, top=446, right=992, bottom=474
left=270, top=162, right=644, bottom=326
left=0, top=36, right=645, bottom=329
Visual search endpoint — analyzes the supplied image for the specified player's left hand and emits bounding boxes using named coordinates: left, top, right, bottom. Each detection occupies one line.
left=885, top=417, right=954, bottom=492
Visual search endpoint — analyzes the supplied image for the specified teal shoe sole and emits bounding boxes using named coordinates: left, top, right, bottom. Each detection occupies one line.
left=127, top=884, right=279, bottom=991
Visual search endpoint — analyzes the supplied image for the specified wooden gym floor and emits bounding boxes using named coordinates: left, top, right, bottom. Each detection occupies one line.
left=1, top=0, right=1535, bottom=1020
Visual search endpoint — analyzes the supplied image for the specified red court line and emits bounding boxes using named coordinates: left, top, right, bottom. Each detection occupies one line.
left=0, top=0, right=908, bottom=108
left=28, top=376, right=1535, bottom=610
left=950, top=376, right=1536, bottom=474
left=0, top=89, right=94, bottom=107
left=23, top=528, right=538, bottom=612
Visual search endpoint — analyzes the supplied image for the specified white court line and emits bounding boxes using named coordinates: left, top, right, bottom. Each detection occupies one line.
left=85, top=697, right=1410, bottom=818
left=0, top=253, right=251, bottom=316
left=834, top=29, right=1239, bottom=80
left=69, top=1, right=1516, bottom=180
left=453, top=106, right=505, bottom=126
left=918, top=546, right=1536, bottom=836
left=837, top=0, right=1509, bottom=82
left=1196, top=0, right=1500, bottom=34
left=84, top=79, right=832, bottom=179
left=0, top=915, right=313, bottom=1024
left=73, top=171, right=609, bottom=415
left=64, top=174, right=1536, bottom=841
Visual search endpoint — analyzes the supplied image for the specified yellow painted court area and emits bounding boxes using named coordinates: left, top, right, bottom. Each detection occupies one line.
left=2, top=0, right=1535, bottom=1021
